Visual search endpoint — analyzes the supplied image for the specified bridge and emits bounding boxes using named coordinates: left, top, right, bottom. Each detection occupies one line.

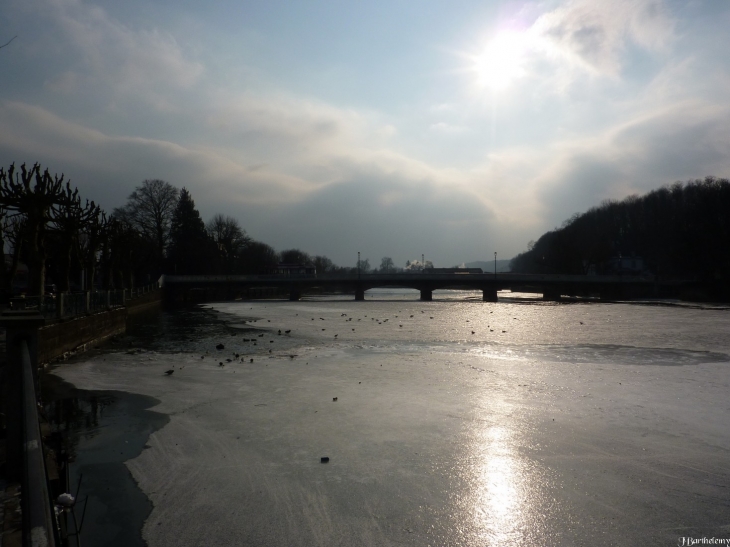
left=159, top=272, right=685, bottom=302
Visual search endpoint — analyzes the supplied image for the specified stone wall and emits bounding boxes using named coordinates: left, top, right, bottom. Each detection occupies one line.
left=38, top=290, right=161, bottom=364
left=38, top=308, right=127, bottom=364
left=127, top=289, right=162, bottom=315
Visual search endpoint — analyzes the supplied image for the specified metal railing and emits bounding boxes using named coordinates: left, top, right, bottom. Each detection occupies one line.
left=20, top=337, right=58, bottom=547
left=8, top=283, right=158, bottom=321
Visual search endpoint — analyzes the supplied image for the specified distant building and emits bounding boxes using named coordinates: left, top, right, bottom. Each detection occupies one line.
left=271, top=263, right=316, bottom=276
left=604, top=255, right=647, bottom=275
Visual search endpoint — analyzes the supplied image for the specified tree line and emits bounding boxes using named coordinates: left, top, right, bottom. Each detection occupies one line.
left=0, top=164, right=297, bottom=296
left=509, top=177, right=730, bottom=281
left=100, top=177, right=439, bottom=279
left=0, top=162, right=432, bottom=298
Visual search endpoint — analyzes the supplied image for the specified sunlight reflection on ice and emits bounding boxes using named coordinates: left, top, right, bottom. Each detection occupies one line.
left=456, top=395, right=558, bottom=545
left=469, top=342, right=730, bottom=367
left=471, top=423, right=525, bottom=543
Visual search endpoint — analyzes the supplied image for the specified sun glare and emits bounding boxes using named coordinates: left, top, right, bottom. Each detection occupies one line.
left=473, top=31, right=529, bottom=92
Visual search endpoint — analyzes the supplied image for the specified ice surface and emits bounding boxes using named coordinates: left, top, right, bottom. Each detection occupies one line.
left=54, top=295, right=730, bottom=546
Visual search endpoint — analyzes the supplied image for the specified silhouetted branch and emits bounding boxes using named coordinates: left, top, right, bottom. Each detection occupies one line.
left=0, top=36, right=17, bottom=49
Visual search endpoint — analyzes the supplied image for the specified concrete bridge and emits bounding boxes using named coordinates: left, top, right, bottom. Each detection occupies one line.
left=159, top=272, right=684, bottom=302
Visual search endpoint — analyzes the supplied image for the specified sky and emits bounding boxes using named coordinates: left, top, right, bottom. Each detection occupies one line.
left=1, top=0, right=729, bottom=268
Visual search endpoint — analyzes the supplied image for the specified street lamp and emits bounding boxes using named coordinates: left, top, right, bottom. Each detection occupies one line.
left=358, top=251, right=361, bottom=279
left=494, top=252, right=497, bottom=277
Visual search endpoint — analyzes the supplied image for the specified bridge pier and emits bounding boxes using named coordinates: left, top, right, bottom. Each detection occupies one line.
left=600, top=288, right=622, bottom=301
left=355, top=288, right=365, bottom=301
left=543, top=290, right=562, bottom=302
left=420, top=289, right=432, bottom=301
left=482, top=289, right=498, bottom=302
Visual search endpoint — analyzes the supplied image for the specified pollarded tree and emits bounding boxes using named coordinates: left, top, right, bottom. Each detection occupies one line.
left=114, top=179, right=179, bottom=275
left=78, top=210, right=107, bottom=291
left=0, top=163, right=81, bottom=295
left=49, top=186, right=102, bottom=292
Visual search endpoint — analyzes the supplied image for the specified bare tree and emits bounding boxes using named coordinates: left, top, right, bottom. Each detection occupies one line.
left=114, top=179, right=178, bottom=270
left=312, top=255, right=335, bottom=274
left=280, top=249, right=312, bottom=265
left=100, top=215, right=147, bottom=289
left=206, top=214, right=250, bottom=273
left=379, top=256, right=394, bottom=273
left=239, top=240, right=278, bottom=274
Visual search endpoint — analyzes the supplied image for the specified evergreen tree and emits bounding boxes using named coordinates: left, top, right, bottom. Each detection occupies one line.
left=167, top=188, right=216, bottom=274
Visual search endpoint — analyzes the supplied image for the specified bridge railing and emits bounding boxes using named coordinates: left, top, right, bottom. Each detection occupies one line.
left=158, top=272, right=658, bottom=287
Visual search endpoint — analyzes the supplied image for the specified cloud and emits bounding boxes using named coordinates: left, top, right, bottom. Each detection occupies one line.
left=530, top=0, right=674, bottom=77
left=0, top=101, right=311, bottom=208
left=533, top=100, right=730, bottom=225
left=429, top=122, right=469, bottom=135
left=611, top=102, right=730, bottom=184
left=205, top=92, right=365, bottom=163
left=7, top=80, right=726, bottom=265
left=429, top=103, right=457, bottom=113
left=10, top=0, right=204, bottom=111
left=0, top=99, right=507, bottom=265
left=249, top=166, right=497, bottom=266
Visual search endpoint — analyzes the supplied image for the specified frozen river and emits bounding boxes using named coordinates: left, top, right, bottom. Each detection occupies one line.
left=49, top=291, right=730, bottom=546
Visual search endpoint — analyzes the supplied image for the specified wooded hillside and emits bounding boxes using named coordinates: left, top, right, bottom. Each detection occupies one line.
left=510, top=177, right=730, bottom=281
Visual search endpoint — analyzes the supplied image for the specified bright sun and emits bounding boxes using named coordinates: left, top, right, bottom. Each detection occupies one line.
left=473, top=31, right=529, bottom=92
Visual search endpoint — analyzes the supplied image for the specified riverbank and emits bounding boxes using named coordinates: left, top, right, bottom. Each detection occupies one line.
left=0, top=288, right=162, bottom=545
left=41, top=373, right=169, bottom=547
left=29, top=304, right=236, bottom=546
